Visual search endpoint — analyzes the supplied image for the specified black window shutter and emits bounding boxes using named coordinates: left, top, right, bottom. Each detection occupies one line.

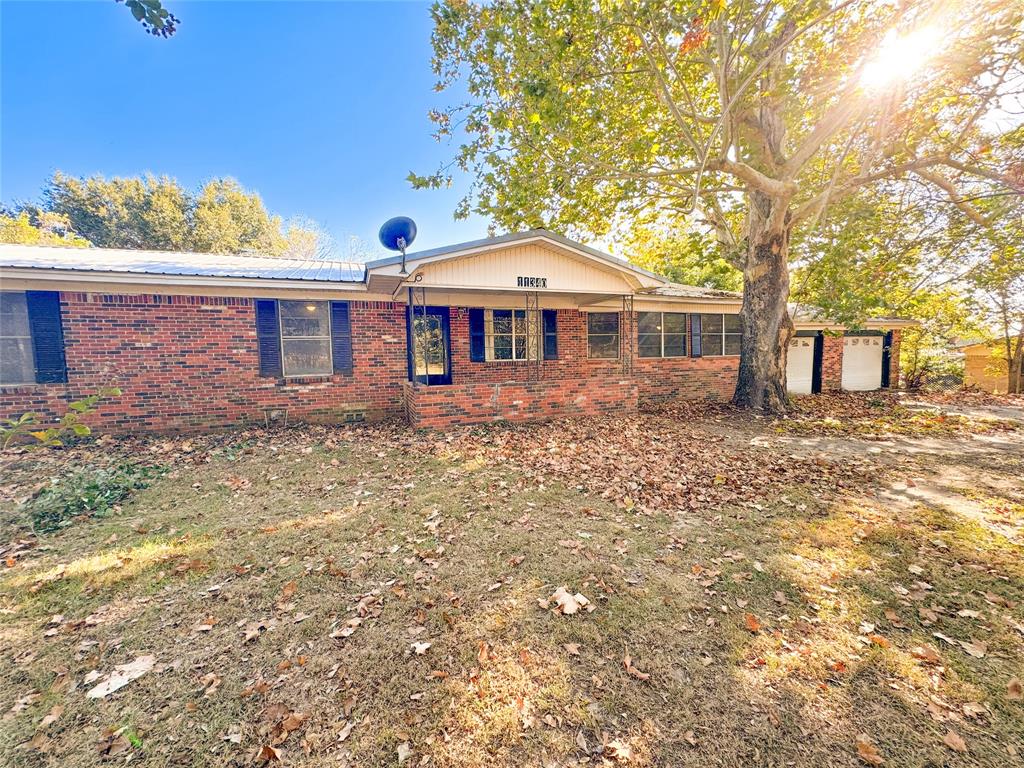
left=331, top=301, right=353, bottom=375
left=542, top=309, right=558, bottom=360
left=469, top=308, right=485, bottom=362
left=255, top=299, right=282, bottom=378
left=690, top=313, right=702, bottom=358
left=25, top=290, right=67, bottom=383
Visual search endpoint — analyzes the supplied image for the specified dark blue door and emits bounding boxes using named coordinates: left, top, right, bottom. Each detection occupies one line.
left=408, top=306, right=452, bottom=385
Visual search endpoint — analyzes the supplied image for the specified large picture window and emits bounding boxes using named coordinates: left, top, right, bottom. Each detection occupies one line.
left=485, top=309, right=540, bottom=361
left=638, top=312, right=687, bottom=358
left=279, top=300, right=332, bottom=376
left=587, top=312, right=619, bottom=359
left=0, top=292, right=35, bottom=385
left=700, top=313, right=742, bottom=356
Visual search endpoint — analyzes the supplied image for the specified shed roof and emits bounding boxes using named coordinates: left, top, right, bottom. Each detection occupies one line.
left=0, top=243, right=367, bottom=283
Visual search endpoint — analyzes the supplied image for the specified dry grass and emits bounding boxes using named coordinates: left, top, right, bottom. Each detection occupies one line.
left=1, top=404, right=1022, bottom=767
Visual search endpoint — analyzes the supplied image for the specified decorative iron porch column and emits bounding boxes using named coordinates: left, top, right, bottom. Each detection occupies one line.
left=526, top=290, right=541, bottom=381
left=621, top=295, right=634, bottom=375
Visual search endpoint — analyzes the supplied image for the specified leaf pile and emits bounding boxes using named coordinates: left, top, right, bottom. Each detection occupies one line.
left=781, top=392, right=1020, bottom=439
left=449, top=412, right=876, bottom=514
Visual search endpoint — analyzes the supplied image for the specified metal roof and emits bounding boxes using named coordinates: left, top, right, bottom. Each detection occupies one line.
left=789, top=302, right=916, bottom=327
left=0, top=243, right=367, bottom=283
left=646, top=282, right=742, bottom=300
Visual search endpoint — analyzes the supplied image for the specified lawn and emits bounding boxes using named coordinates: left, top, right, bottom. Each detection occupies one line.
left=1, top=394, right=1022, bottom=767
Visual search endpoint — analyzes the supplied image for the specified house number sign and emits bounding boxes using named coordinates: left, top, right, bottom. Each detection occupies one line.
left=517, top=276, right=548, bottom=288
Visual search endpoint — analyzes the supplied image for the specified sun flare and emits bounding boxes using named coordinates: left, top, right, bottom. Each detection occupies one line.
left=860, top=26, right=943, bottom=91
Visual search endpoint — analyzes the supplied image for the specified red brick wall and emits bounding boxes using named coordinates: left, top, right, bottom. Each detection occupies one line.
left=888, top=329, right=901, bottom=388
left=405, top=377, right=638, bottom=429
left=1, top=295, right=755, bottom=433
left=446, top=307, right=739, bottom=403
left=822, top=334, right=844, bottom=391
left=0, top=293, right=408, bottom=432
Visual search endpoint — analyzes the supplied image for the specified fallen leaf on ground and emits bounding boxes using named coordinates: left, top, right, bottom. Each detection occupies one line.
left=855, top=733, right=885, bottom=765
left=943, top=730, right=968, bottom=753
left=4, top=691, right=40, bottom=720
left=548, top=586, right=592, bottom=615
left=962, top=702, right=986, bottom=718
left=564, top=643, right=581, bottom=656
left=623, top=654, right=650, bottom=681
left=257, top=744, right=281, bottom=762
left=959, top=640, right=987, bottom=658
left=1007, top=677, right=1022, bottom=701
left=37, top=704, right=63, bottom=730
left=744, top=613, right=761, bottom=632
left=604, top=739, right=632, bottom=761
left=86, top=655, right=155, bottom=699
left=397, top=742, right=413, bottom=764
left=910, top=645, right=941, bottom=664
left=411, top=642, right=431, bottom=655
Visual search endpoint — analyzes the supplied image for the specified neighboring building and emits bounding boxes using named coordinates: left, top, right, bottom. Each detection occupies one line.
left=0, top=232, right=910, bottom=431
left=959, top=341, right=1009, bottom=393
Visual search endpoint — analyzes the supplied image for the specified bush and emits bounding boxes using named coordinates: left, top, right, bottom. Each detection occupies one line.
left=1, top=387, right=122, bottom=450
left=23, top=463, right=160, bottom=533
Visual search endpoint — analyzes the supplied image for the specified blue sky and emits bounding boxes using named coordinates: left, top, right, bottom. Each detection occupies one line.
left=0, top=0, right=490, bottom=257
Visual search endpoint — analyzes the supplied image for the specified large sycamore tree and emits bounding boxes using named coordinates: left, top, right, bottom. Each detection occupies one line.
left=415, top=0, right=1024, bottom=412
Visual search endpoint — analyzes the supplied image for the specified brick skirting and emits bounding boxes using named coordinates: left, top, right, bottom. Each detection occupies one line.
left=404, top=377, right=638, bottom=429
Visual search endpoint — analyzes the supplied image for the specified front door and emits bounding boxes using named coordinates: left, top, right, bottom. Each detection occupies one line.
left=408, top=306, right=452, bottom=385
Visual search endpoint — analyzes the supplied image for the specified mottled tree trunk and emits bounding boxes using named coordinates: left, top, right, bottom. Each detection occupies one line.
left=1009, top=330, right=1023, bottom=394
left=732, top=192, right=794, bottom=414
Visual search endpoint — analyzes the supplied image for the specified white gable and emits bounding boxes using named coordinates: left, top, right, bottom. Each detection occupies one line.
left=404, top=242, right=646, bottom=293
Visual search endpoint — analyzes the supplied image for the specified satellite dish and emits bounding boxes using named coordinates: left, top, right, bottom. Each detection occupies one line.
left=379, top=217, right=417, bottom=274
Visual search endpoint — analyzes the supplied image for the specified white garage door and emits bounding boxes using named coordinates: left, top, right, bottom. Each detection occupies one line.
left=787, top=336, right=816, bottom=394
left=841, top=335, right=884, bottom=391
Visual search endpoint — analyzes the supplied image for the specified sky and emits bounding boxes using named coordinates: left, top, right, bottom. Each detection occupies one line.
left=0, top=0, right=490, bottom=258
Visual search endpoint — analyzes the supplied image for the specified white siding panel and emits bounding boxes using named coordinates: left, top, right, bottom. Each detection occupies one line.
left=414, top=244, right=635, bottom=293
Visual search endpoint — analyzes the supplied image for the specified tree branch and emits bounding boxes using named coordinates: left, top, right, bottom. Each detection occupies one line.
left=913, top=169, right=990, bottom=227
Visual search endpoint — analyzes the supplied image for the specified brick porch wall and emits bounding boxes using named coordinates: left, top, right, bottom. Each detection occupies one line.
left=404, top=377, right=638, bottom=429
left=446, top=307, right=740, bottom=404
left=0, top=293, right=408, bottom=432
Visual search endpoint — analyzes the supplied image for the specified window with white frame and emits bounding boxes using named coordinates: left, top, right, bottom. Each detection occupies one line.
left=638, top=312, right=687, bottom=358
left=0, top=292, right=35, bottom=385
left=279, top=300, right=332, bottom=376
left=587, top=312, right=620, bottom=359
left=700, top=313, right=742, bottom=356
left=485, top=309, right=540, bottom=361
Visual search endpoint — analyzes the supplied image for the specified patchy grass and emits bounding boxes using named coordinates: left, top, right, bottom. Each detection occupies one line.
left=1, top=403, right=1022, bottom=767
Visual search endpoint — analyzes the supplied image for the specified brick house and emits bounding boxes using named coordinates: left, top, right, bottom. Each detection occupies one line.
left=0, top=232, right=909, bottom=431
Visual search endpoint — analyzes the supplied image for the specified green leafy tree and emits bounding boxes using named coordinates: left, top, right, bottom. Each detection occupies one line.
left=20, top=173, right=330, bottom=257
left=417, top=0, right=1024, bottom=412
left=116, top=0, right=179, bottom=38
left=190, top=179, right=287, bottom=255
left=0, top=211, right=90, bottom=247
left=613, top=214, right=741, bottom=291
left=44, top=172, right=190, bottom=250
